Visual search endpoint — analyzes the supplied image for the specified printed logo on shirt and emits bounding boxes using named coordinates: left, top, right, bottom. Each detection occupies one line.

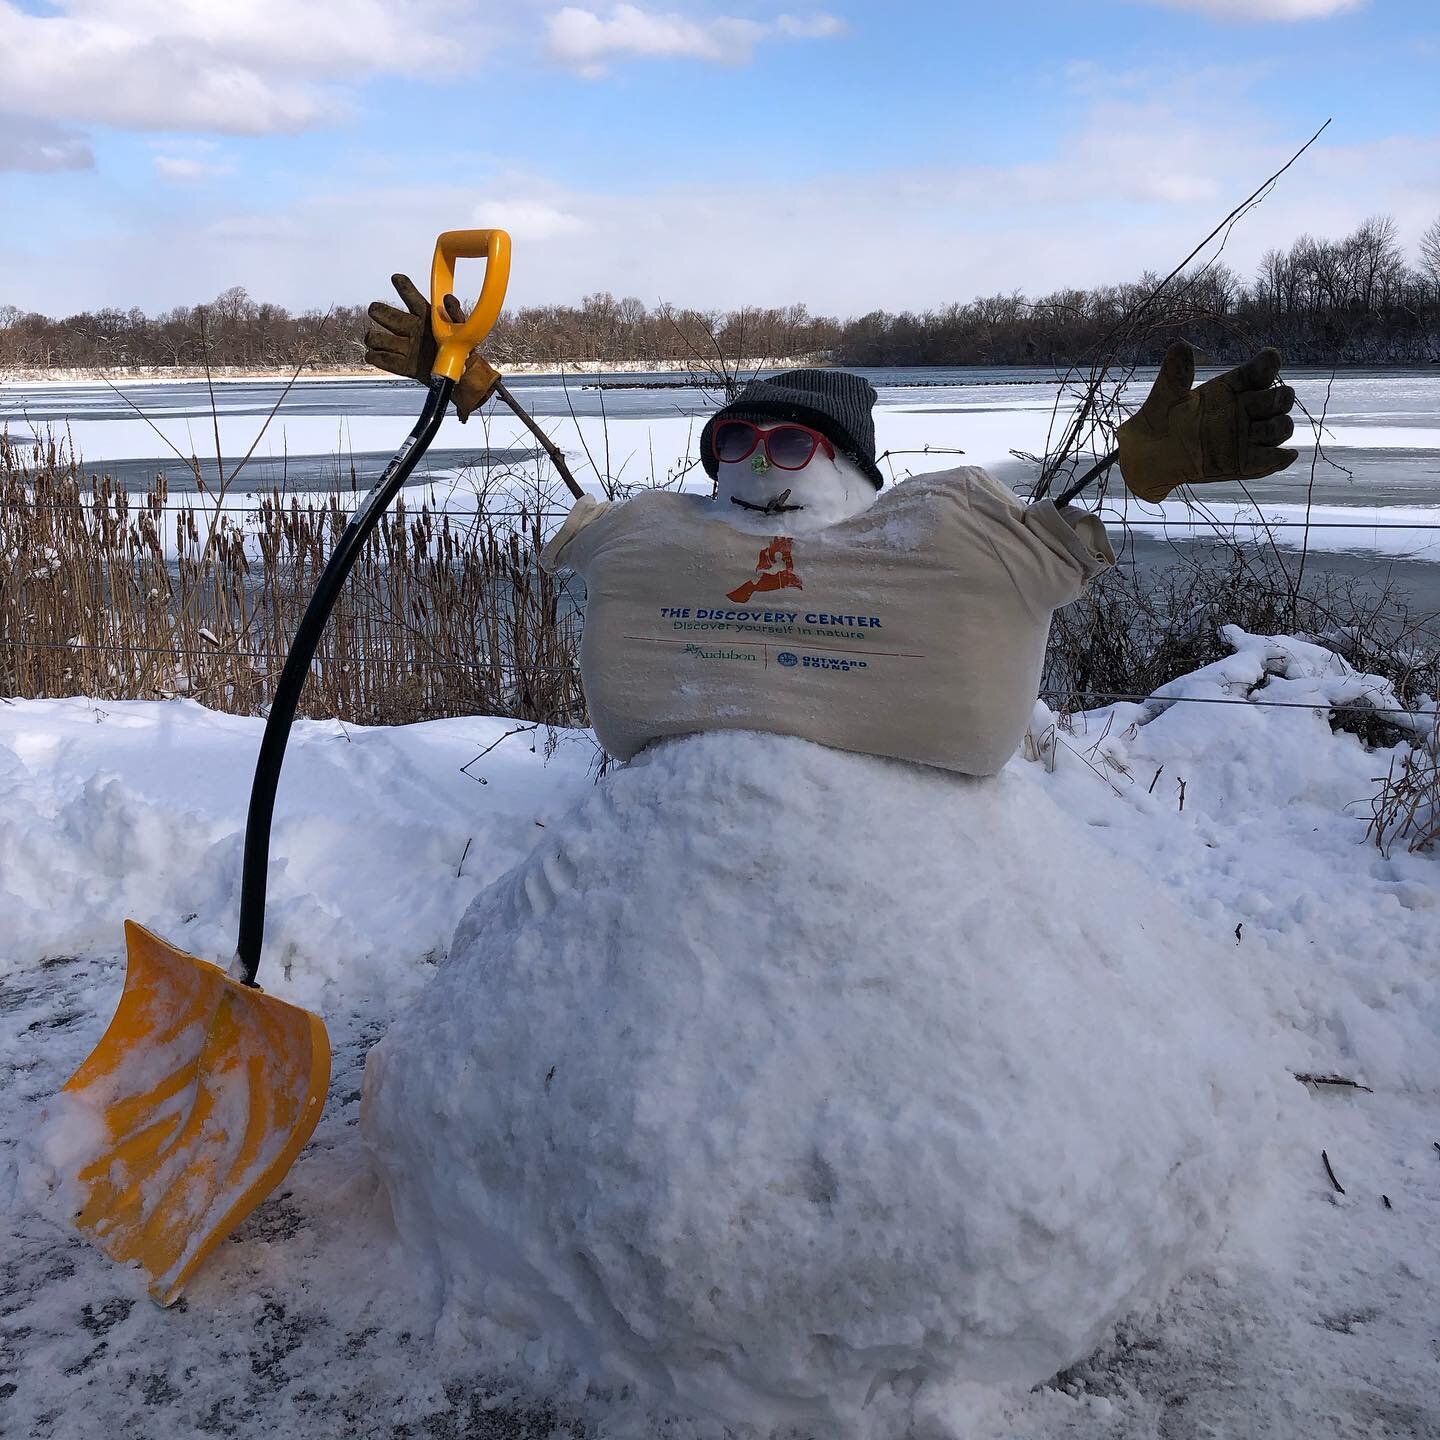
left=683, top=644, right=758, bottom=663
left=727, top=536, right=801, bottom=604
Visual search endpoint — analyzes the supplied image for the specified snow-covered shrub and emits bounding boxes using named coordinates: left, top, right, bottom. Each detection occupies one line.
left=1045, top=540, right=1440, bottom=732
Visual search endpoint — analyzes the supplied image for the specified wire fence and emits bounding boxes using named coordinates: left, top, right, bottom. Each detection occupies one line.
left=1037, top=688, right=1433, bottom=721
left=13, top=494, right=1440, bottom=532
left=0, top=635, right=582, bottom=674
left=13, top=500, right=573, bottom=519
left=3, top=636, right=1434, bottom=725
left=6, top=453, right=1439, bottom=734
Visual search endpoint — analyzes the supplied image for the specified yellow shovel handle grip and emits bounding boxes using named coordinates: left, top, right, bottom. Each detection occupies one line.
left=430, top=229, right=512, bottom=382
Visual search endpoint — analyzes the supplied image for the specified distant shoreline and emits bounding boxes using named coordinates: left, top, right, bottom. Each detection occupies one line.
left=0, top=357, right=819, bottom=388
left=3, top=357, right=1436, bottom=390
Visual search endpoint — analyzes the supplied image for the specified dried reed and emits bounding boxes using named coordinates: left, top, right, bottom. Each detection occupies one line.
left=1, top=432, right=586, bottom=728
left=1367, top=735, right=1440, bottom=856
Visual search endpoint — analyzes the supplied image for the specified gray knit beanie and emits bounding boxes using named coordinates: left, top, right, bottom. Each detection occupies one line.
left=700, top=369, right=884, bottom=489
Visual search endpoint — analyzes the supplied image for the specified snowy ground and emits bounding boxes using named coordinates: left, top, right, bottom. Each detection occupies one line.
left=2, top=635, right=1438, bottom=1437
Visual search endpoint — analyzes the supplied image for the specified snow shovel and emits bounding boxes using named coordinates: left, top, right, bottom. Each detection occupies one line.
left=60, top=229, right=513, bottom=1306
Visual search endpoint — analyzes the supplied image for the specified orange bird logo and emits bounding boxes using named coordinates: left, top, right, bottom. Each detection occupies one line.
left=728, top=536, right=802, bottom=604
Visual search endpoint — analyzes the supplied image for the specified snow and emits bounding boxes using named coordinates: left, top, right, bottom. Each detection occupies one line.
left=0, top=700, right=598, bottom=1006
left=2, top=633, right=1439, bottom=1436
left=2, top=407, right=712, bottom=492
left=9, top=371, right=1440, bottom=493
left=1136, top=624, right=1434, bottom=740
left=362, top=731, right=1291, bottom=1437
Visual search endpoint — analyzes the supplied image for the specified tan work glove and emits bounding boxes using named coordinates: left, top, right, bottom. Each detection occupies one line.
left=364, top=273, right=501, bottom=423
left=1117, top=341, right=1299, bottom=503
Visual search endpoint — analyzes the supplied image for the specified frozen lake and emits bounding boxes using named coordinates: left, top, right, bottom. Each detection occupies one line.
left=5, top=364, right=1440, bottom=605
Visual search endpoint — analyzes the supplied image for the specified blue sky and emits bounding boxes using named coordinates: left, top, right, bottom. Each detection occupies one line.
left=1, top=0, right=1437, bottom=316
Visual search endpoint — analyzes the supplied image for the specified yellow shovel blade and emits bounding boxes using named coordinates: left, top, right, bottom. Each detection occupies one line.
left=61, top=920, right=331, bottom=1306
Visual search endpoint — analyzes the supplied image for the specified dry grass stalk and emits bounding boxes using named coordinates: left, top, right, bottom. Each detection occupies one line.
left=2, top=432, right=586, bottom=728
left=1367, top=733, right=1440, bottom=856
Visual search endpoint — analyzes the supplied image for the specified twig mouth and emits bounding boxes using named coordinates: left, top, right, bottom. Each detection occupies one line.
left=730, top=490, right=803, bottom=516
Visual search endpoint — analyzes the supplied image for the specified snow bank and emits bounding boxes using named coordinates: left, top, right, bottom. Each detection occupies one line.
left=0, top=699, right=596, bottom=1006
left=1034, top=627, right=1440, bottom=1095
left=6, top=621, right=1437, bottom=1437
left=363, top=730, right=1290, bottom=1437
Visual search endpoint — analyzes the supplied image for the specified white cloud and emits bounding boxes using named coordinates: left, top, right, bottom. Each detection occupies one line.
left=4, top=95, right=1437, bottom=321
left=775, top=13, right=847, bottom=39
left=1132, top=0, right=1365, bottom=19
left=1136, top=171, right=1222, bottom=204
left=479, top=198, right=592, bottom=240
left=544, top=4, right=845, bottom=76
left=153, top=155, right=236, bottom=183
left=0, top=117, right=93, bottom=172
left=0, top=0, right=476, bottom=135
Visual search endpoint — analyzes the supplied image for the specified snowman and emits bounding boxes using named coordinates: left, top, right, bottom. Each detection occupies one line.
left=362, top=287, right=1300, bottom=1434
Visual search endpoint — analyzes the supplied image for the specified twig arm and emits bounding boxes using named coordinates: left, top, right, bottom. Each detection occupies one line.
left=492, top=381, right=585, bottom=500
left=1035, top=117, right=1331, bottom=496
left=1052, top=449, right=1121, bottom=508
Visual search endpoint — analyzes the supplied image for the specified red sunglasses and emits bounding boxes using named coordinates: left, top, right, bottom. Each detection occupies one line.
left=712, top=419, right=836, bottom=470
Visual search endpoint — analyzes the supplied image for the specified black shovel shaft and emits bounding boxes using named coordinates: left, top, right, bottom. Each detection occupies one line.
left=235, top=375, right=456, bottom=986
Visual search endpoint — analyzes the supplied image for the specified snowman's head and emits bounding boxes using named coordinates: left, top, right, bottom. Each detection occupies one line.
left=699, top=368, right=883, bottom=533
left=710, top=419, right=877, bottom=531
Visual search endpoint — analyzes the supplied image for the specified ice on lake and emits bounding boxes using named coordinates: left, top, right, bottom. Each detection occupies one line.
left=5, top=366, right=1440, bottom=588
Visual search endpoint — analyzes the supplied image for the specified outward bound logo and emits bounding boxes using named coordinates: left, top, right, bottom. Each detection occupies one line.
left=727, top=536, right=801, bottom=605
left=777, top=651, right=798, bottom=667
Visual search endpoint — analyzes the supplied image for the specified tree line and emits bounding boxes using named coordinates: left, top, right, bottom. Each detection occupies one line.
left=3, top=215, right=1438, bottom=373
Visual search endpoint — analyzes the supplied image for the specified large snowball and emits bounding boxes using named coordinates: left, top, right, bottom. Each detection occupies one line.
left=363, top=732, right=1284, bottom=1437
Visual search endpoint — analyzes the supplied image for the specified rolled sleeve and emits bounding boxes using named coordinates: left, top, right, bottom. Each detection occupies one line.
left=538, top=495, right=612, bottom=574
left=1032, top=500, right=1116, bottom=581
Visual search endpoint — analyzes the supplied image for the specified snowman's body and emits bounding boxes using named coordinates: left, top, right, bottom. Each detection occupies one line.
left=362, top=730, right=1286, bottom=1436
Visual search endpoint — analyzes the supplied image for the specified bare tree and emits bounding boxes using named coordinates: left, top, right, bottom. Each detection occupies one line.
left=4, top=204, right=1439, bottom=373
left=1420, top=216, right=1440, bottom=293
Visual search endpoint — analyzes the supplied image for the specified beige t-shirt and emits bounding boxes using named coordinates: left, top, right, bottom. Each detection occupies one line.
left=540, top=466, right=1113, bottom=776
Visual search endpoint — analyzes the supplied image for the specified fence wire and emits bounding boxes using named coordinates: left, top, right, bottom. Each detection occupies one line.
left=12, top=501, right=1440, bottom=562
left=12, top=495, right=1440, bottom=532
left=3, top=636, right=1434, bottom=723
left=1, top=635, right=580, bottom=675
left=7, top=481, right=1438, bottom=730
